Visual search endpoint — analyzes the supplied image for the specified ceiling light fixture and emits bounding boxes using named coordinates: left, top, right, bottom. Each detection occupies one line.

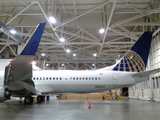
left=10, top=29, right=16, bottom=34
left=93, top=53, right=97, bottom=57
left=41, top=53, right=45, bottom=56
left=99, top=28, right=105, bottom=34
left=49, top=16, right=56, bottom=24
left=66, top=49, right=70, bottom=53
left=60, top=37, right=65, bottom=42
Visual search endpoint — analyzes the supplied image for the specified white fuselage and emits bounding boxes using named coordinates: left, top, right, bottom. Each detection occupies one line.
left=33, top=70, right=136, bottom=94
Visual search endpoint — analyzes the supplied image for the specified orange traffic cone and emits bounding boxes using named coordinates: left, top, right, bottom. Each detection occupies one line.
left=88, top=102, right=91, bottom=108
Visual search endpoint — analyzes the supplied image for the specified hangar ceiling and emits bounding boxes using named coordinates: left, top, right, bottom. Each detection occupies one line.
left=0, top=0, right=160, bottom=70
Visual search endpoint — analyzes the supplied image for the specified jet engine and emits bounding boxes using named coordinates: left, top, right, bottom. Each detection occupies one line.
left=0, top=86, right=9, bottom=101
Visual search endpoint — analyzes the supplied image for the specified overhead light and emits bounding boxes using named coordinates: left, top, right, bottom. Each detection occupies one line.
left=10, top=29, right=16, bottom=34
left=92, top=64, right=95, bottom=66
left=41, top=53, right=45, bottom=56
left=73, top=53, right=76, bottom=57
left=93, top=53, right=97, bottom=57
left=62, top=64, right=64, bottom=66
left=46, top=63, right=49, bottom=67
left=99, top=28, right=105, bottom=34
left=49, top=16, right=56, bottom=24
left=66, top=49, right=70, bottom=53
left=60, top=37, right=65, bottom=42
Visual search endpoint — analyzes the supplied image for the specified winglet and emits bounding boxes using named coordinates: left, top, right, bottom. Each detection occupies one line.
left=20, top=22, right=46, bottom=55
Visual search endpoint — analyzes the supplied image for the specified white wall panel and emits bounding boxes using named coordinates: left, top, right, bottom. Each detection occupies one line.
left=129, top=33, right=160, bottom=102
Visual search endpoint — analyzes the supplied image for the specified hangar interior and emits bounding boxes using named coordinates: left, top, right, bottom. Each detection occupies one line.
left=0, top=0, right=160, bottom=101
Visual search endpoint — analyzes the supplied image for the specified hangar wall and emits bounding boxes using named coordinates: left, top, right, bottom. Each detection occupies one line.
left=129, top=33, right=160, bottom=101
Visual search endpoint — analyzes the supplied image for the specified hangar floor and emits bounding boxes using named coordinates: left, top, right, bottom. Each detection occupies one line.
left=0, top=96, right=160, bottom=120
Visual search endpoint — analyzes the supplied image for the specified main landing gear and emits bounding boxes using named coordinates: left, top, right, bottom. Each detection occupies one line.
left=24, top=96, right=34, bottom=104
left=37, top=95, right=45, bottom=103
left=24, top=95, right=44, bottom=104
left=24, top=95, right=49, bottom=104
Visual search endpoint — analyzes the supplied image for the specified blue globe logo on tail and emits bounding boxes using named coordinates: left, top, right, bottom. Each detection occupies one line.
left=113, top=50, right=145, bottom=72
left=113, top=32, right=153, bottom=72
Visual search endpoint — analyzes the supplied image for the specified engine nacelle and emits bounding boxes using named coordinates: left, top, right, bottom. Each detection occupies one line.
left=0, top=86, right=6, bottom=101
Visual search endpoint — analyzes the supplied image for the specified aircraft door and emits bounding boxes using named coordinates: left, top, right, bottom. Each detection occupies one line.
left=112, top=73, right=118, bottom=85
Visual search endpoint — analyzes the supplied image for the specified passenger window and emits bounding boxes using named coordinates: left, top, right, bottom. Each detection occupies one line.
left=43, top=77, right=45, bottom=80
left=50, top=77, right=51, bottom=80
left=56, top=78, right=58, bottom=80
left=53, top=77, right=55, bottom=80
left=60, top=77, right=62, bottom=80
left=73, top=77, right=75, bottom=80
left=40, top=77, right=42, bottom=80
left=33, top=77, right=35, bottom=80
left=89, top=77, right=91, bottom=80
left=70, top=77, right=72, bottom=80
left=95, top=78, right=97, bottom=80
left=37, top=77, right=39, bottom=80
left=92, top=77, right=94, bottom=80
left=86, top=78, right=88, bottom=80
left=79, top=77, right=81, bottom=80
left=65, top=77, right=67, bottom=80
left=46, top=78, right=48, bottom=80
left=77, top=77, right=78, bottom=80
left=98, top=77, right=100, bottom=80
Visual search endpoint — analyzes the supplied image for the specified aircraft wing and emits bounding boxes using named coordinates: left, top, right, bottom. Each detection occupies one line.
left=21, top=82, right=42, bottom=95
left=132, top=68, right=160, bottom=77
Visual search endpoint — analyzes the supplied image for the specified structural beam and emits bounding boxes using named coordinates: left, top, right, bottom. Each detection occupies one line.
left=111, top=7, right=160, bottom=28
left=153, top=27, right=160, bottom=37
left=37, top=1, right=71, bottom=59
left=6, top=2, right=33, bottom=25
left=98, top=1, right=117, bottom=59
left=55, top=0, right=110, bottom=29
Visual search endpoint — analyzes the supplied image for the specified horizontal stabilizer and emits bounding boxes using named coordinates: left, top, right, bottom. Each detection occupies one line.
left=22, top=82, right=42, bottom=95
left=132, top=68, right=160, bottom=77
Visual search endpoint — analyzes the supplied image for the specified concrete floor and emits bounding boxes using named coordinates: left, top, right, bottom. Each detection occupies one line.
left=0, top=96, right=160, bottom=120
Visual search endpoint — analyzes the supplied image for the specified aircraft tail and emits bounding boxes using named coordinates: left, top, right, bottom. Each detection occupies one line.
left=20, top=22, right=46, bottom=56
left=112, top=32, right=153, bottom=72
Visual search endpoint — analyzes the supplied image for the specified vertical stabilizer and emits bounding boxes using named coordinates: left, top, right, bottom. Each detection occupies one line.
left=112, top=32, right=153, bottom=72
left=20, top=22, right=46, bottom=55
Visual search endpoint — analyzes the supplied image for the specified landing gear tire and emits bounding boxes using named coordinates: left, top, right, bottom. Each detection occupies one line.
left=24, top=97, right=34, bottom=104
left=37, top=95, right=44, bottom=103
left=4, top=89, right=11, bottom=99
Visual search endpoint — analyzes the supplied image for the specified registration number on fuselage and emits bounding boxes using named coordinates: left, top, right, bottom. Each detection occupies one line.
left=95, top=86, right=106, bottom=88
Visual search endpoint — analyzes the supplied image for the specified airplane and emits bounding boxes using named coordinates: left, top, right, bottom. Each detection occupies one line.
left=1, top=28, right=160, bottom=104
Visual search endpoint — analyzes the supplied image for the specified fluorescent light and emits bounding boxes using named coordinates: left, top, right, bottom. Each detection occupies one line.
left=73, top=53, right=76, bottom=57
left=41, top=53, right=45, bottom=56
left=66, top=49, right=70, bottom=53
left=10, top=29, right=16, bottom=34
left=60, top=37, right=65, bottom=42
left=49, top=16, right=56, bottom=24
left=93, top=53, right=97, bottom=57
left=99, top=28, right=105, bottom=34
